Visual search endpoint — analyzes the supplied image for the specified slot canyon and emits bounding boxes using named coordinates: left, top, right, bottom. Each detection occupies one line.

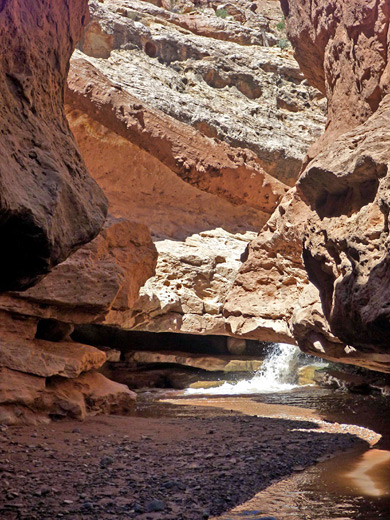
left=1, top=0, right=390, bottom=519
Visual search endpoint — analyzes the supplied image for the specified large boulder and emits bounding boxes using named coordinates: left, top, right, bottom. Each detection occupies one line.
left=0, top=217, right=157, bottom=324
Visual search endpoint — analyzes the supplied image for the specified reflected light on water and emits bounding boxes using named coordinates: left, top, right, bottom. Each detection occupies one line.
left=346, top=449, right=390, bottom=497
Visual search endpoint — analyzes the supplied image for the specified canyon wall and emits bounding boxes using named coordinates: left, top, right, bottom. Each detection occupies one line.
left=0, top=0, right=157, bottom=424
left=0, top=0, right=108, bottom=291
left=227, top=0, right=390, bottom=372
left=64, top=0, right=325, bottom=338
left=6, top=0, right=390, bottom=423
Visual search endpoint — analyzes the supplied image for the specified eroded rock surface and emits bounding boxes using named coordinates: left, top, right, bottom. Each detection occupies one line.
left=225, top=0, right=390, bottom=373
left=0, top=217, right=157, bottom=324
left=64, top=0, right=325, bottom=338
left=75, top=0, right=325, bottom=186
left=0, top=0, right=108, bottom=291
left=288, top=0, right=390, bottom=372
left=0, top=216, right=156, bottom=422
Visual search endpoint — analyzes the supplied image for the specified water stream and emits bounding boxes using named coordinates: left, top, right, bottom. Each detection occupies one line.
left=173, top=343, right=390, bottom=519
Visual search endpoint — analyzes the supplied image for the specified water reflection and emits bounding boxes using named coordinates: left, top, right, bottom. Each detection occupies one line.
left=208, top=390, right=390, bottom=520
left=347, top=449, right=390, bottom=497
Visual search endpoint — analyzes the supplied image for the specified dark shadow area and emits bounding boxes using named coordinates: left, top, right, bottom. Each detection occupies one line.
left=0, top=212, right=50, bottom=291
left=72, top=325, right=271, bottom=358
left=73, top=325, right=229, bottom=355
left=251, top=386, right=390, bottom=449
left=298, top=158, right=385, bottom=219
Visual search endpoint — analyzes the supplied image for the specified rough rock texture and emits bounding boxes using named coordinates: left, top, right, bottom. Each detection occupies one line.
left=0, top=217, right=157, bottom=324
left=0, top=217, right=156, bottom=422
left=0, top=370, right=136, bottom=425
left=225, top=0, right=390, bottom=373
left=125, top=350, right=263, bottom=372
left=74, top=0, right=325, bottom=187
left=64, top=0, right=325, bottom=337
left=0, top=367, right=46, bottom=406
left=281, top=0, right=390, bottom=161
left=0, top=0, right=108, bottom=291
left=0, top=313, right=136, bottom=425
left=67, top=59, right=286, bottom=213
left=225, top=189, right=309, bottom=343
left=0, top=336, right=106, bottom=378
left=285, top=0, right=390, bottom=372
left=42, top=371, right=136, bottom=420
left=108, top=229, right=258, bottom=334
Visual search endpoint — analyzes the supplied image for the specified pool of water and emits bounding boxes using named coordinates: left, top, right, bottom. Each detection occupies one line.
left=134, top=340, right=390, bottom=520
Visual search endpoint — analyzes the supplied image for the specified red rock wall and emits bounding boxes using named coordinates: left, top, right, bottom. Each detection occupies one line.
left=281, top=0, right=390, bottom=370
left=0, top=0, right=108, bottom=291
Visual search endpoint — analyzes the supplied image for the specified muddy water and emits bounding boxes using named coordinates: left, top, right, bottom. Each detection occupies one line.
left=158, top=387, right=390, bottom=520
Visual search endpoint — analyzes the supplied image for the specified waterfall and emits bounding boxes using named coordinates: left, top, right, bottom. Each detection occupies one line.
left=185, top=343, right=300, bottom=395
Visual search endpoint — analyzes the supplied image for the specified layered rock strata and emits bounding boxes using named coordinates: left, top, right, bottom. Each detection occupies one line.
left=0, top=0, right=108, bottom=291
left=0, top=217, right=156, bottom=424
left=64, top=0, right=325, bottom=337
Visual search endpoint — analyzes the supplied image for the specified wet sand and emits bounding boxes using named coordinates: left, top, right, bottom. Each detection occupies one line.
left=0, top=394, right=372, bottom=520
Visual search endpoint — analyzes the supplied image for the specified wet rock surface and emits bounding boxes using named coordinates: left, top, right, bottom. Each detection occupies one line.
left=0, top=397, right=365, bottom=520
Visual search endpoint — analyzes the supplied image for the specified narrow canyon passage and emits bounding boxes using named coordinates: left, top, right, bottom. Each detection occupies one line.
left=3, top=0, right=390, bottom=519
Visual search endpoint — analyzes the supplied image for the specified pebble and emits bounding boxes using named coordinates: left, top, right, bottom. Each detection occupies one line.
left=100, top=456, right=114, bottom=468
left=146, top=499, right=166, bottom=512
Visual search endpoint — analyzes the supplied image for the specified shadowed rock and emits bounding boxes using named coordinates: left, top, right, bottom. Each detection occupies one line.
left=0, top=0, right=108, bottom=291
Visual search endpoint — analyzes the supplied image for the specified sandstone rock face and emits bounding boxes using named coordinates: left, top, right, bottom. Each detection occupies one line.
left=279, top=0, right=390, bottom=372
left=75, top=0, right=325, bottom=187
left=224, top=189, right=310, bottom=344
left=64, top=0, right=325, bottom=338
left=281, top=0, right=390, bottom=160
left=109, top=229, right=258, bottom=335
left=0, top=0, right=333, bottom=422
left=0, top=217, right=156, bottom=423
left=0, top=367, right=46, bottom=406
left=42, top=371, right=136, bottom=420
left=126, top=350, right=262, bottom=373
left=0, top=336, right=107, bottom=378
left=0, top=0, right=108, bottom=291
left=224, top=0, right=390, bottom=373
left=0, top=217, right=157, bottom=324
left=67, top=58, right=286, bottom=214
left=0, top=370, right=136, bottom=425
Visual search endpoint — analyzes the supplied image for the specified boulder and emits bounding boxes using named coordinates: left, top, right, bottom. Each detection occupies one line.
left=43, top=371, right=137, bottom=420
left=0, top=217, right=157, bottom=324
left=0, top=367, right=45, bottom=405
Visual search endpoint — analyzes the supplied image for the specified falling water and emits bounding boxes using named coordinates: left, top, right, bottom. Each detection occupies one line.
left=186, top=343, right=301, bottom=395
